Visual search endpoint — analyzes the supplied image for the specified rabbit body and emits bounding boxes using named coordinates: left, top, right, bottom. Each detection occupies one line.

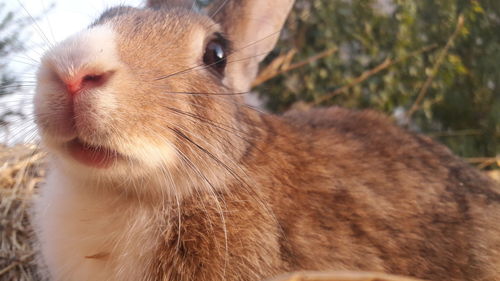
left=31, top=1, right=500, bottom=281
left=153, top=107, right=500, bottom=281
left=34, top=106, right=500, bottom=281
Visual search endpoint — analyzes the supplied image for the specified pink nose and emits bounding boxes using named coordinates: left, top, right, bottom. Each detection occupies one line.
left=64, top=72, right=112, bottom=96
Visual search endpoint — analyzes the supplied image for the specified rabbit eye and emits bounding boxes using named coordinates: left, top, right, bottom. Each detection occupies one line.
left=203, top=35, right=227, bottom=75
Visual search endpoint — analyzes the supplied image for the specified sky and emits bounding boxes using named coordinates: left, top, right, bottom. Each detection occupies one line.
left=7, top=0, right=142, bottom=58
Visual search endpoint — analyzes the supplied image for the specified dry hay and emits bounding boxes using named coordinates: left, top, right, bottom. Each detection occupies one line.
left=0, top=144, right=497, bottom=281
left=0, top=145, right=45, bottom=281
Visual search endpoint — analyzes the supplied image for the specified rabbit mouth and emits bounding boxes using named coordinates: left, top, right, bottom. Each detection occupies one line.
left=66, top=138, right=123, bottom=168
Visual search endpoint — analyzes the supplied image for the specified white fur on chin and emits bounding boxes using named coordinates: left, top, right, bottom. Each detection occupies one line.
left=33, top=168, right=161, bottom=281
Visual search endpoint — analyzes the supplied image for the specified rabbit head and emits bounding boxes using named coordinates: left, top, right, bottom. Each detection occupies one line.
left=34, top=0, right=294, bottom=195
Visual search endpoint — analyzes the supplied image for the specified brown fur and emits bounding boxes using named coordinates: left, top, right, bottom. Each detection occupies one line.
left=146, top=107, right=500, bottom=281
left=33, top=0, right=500, bottom=281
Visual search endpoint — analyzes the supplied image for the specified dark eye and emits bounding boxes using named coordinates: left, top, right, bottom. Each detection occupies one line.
left=203, top=36, right=227, bottom=75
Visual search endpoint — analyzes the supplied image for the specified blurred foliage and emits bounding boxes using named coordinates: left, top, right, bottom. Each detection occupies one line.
left=259, top=0, right=500, bottom=166
left=0, top=2, right=27, bottom=99
left=0, top=2, right=33, bottom=128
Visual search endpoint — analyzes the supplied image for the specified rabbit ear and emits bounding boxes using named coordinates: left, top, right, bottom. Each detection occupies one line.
left=207, top=0, right=295, bottom=92
left=146, top=0, right=195, bottom=9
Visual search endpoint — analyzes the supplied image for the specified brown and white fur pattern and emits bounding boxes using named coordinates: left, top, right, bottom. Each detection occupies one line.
left=32, top=1, right=500, bottom=281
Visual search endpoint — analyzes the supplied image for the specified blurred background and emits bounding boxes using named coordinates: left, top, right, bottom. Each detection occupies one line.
left=261, top=0, right=500, bottom=177
left=1, top=0, right=499, bottom=175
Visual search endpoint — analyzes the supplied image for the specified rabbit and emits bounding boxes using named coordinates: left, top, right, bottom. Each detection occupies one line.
left=31, top=0, right=500, bottom=281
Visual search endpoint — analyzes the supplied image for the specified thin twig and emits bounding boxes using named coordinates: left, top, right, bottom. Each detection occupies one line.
left=406, top=14, right=465, bottom=119
left=477, top=159, right=498, bottom=170
left=252, top=49, right=297, bottom=87
left=466, top=157, right=500, bottom=170
left=314, top=44, right=438, bottom=105
left=252, top=47, right=338, bottom=87
left=466, top=157, right=499, bottom=164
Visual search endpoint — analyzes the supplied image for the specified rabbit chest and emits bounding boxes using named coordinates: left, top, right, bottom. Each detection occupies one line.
left=33, top=170, right=160, bottom=281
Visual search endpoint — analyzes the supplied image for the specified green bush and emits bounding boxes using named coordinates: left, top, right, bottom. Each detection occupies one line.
left=259, top=0, right=499, bottom=166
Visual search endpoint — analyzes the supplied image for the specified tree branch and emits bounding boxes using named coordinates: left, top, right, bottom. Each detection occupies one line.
left=313, top=44, right=438, bottom=105
left=406, top=14, right=465, bottom=119
left=252, top=47, right=338, bottom=87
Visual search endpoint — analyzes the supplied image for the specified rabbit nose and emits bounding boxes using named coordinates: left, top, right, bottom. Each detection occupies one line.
left=64, top=71, right=114, bottom=96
